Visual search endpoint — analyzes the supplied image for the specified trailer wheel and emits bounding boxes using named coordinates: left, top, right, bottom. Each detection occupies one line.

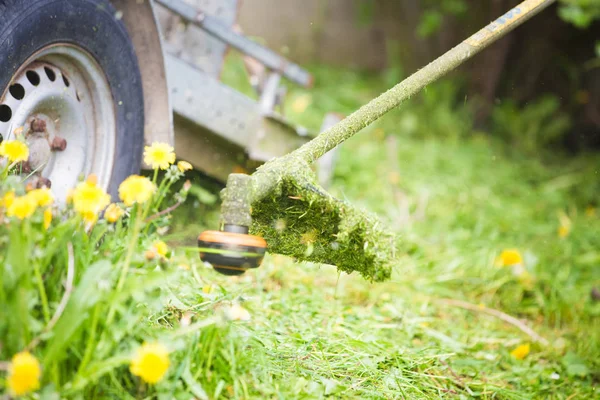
left=0, top=0, right=144, bottom=200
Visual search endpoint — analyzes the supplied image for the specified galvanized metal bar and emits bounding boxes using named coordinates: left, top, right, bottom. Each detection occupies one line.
left=258, top=72, right=282, bottom=114
left=166, top=53, right=259, bottom=149
left=155, top=0, right=239, bottom=78
left=155, top=0, right=313, bottom=88
left=165, top=53, right=309, bottom=173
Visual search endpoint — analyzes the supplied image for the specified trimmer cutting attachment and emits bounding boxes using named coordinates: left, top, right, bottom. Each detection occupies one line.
left=198, top=226, right=267, bottom=276
left=199, top=0, right=556, bottom=278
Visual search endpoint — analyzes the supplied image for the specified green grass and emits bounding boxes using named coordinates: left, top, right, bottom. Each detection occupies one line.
left=167, top=59, right=600, bottom=398
left=0, top=56, right=598, bottom=398
left=168, top=134, right=599, bottom=398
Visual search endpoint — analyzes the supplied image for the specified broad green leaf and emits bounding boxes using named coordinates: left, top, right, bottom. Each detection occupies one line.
left=43, top=260, right=114, bottom=365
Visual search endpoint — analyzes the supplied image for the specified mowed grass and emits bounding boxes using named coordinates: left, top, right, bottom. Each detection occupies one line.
left=167, top=59, right=600, bottom=398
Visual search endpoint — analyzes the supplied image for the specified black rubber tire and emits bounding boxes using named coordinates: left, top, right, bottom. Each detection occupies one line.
left=0, top=0, right=144, bottom=197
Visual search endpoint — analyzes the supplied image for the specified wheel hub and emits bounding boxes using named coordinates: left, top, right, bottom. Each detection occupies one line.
left=0, top=45, right=116, bottom=201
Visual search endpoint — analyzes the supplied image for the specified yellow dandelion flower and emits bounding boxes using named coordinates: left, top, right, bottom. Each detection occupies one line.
left=177, top=161, right=193, bottom=172
left=558, top=225, right=570, bottom=238
left=82, top=211, right=98, bottom=226
left=72, top=177, right=111, bottom=218
left=557, top=212, right=571, bottom=238
left=104, top=203, right=125, bottom=223
left=0, top=140, right=29, bottom=163
left=153, top=240, right=168, bottom=258
left=6, top=195, right=37, bottom=220
left=144, top=142, right=176, bottom=170
left=43, top=208, right=52, bottom=230
left=119, top=175, right=156, bottom=206
left=497, top=249, right=523, bottom=267
left=27, top=188, right=54, bottom=207
left=2, top=191, right=15, bottom=209
left=130, top=342, right=170, bottom=384
left=7, top=351, right=41, bottom=396
left=510, top=343, right=530, bottom=360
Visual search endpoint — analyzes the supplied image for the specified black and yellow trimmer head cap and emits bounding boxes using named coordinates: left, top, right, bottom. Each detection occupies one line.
left=198, top=225, right=267, bottom=276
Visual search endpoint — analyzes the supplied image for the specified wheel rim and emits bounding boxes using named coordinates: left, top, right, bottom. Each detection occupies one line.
left=0, top=44, right=116, bottom=202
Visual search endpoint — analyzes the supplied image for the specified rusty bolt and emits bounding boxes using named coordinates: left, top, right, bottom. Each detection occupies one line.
left=51, top=136, right=67, bottom=151
left=17, top=161, right=32, bottom=174
left=35, top=177, right=52, bottom=189
left=30, top=118, right=47, bottom=132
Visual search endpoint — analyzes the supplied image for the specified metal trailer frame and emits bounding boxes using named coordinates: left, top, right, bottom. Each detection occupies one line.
left=114, top=0, right=326, bottom=182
